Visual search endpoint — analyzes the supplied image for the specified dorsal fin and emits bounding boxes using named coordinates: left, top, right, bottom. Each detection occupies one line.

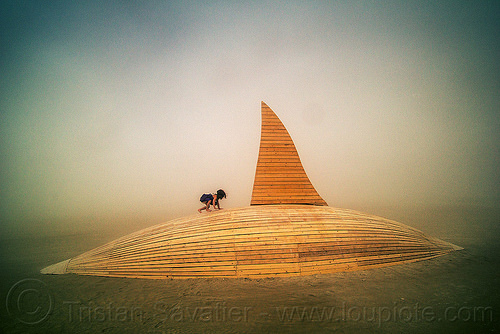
left=251, top=102, right=328, bottom=206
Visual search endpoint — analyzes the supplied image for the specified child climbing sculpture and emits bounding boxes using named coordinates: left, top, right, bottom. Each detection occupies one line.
left=198, top=189, right=226, bottom=213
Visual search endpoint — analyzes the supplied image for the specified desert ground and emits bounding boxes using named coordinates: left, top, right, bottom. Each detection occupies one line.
left=1, top=204, right=498, bottom=333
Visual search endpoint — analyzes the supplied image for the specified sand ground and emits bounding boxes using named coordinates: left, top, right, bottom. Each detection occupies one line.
left=0, top=204, right=498, bottom=333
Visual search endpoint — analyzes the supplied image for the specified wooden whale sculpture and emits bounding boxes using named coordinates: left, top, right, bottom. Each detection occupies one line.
left=41, top=102, right=461, bottom=279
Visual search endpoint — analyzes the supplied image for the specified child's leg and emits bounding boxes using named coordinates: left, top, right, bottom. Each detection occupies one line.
left=198, top=202, right=211, bottom=213
left=198, top=202, right=206, bottom=213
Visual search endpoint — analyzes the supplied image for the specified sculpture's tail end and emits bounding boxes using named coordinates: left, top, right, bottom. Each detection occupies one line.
left=40, top=259, right=70, bottom=275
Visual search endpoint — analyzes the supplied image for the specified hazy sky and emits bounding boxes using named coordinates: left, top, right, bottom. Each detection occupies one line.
left=1, top=1, right=499, bottom=234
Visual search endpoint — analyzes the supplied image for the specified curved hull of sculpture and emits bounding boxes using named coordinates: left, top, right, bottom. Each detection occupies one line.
left=41, top=205, right=461, bottom=279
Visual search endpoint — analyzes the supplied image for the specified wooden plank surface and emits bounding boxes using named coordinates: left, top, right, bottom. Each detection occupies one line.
left=250, top=102, right=328, bottom=206
left=52, top=205, right=461, bottom=279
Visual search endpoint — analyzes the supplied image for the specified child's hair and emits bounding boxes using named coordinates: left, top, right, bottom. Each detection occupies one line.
left=216, top=189, right=226, bottom=199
